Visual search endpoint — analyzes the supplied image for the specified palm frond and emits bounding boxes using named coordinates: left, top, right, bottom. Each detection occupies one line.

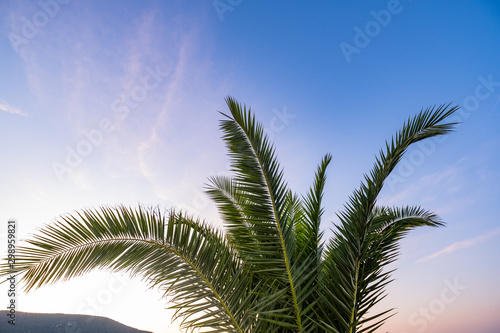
left=296, top=153, right=332, bottom=265
left=215, top=96, right=303, bottom=329
left=1, top=206, right=255, bottom=333
left=322, top=104, right=459, bottom=333
left=219, top=97, right=294, bottom=272
left=289, top=154, right=332, bottom=331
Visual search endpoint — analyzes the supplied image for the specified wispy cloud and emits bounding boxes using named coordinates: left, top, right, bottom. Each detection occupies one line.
left=0, top=99, right=27, bottom=116
left=416, top=227, right=500, bottom=263
left=380, top=160, right=466, bottom=207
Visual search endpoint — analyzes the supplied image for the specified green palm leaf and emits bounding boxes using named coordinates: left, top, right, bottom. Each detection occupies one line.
left=322, top=104, right=459, bottom=333
left=210, top=96, right=305, bottom=329
left=3, top=206, right=256, bottom=332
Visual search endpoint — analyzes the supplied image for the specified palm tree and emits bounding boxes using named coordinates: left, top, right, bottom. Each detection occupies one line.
left=1, top=97, right=459, bottom=332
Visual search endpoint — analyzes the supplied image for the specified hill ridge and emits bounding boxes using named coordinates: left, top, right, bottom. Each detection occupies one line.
left=0, top=310, right=153, bottom=333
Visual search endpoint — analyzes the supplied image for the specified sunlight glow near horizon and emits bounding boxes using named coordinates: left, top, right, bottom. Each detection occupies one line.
left=1, top=1, right=499, bottom=332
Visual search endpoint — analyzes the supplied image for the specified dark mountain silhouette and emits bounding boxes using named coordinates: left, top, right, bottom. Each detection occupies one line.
left=0, top=311, right=153, bottom=333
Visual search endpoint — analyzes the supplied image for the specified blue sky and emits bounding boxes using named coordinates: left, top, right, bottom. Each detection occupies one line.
left=1, top=1, right=499, bottom=332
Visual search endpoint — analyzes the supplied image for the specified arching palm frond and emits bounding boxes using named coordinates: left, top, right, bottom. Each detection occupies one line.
left=2, top=206, right=256, bottom=332
left=321, top=104, right=460, bottom=333
left=209, top=96, right=305, bottom=330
